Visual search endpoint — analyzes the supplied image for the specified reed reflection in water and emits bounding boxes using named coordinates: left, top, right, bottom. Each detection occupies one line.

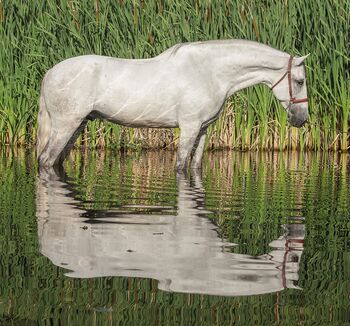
left=1, top=149, right=349, bottom=324
left=36, top=154, right=304, bottom=297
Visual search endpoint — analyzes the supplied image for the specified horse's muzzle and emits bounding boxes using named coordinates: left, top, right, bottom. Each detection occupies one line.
left=288, top=106, right=308, bottom=128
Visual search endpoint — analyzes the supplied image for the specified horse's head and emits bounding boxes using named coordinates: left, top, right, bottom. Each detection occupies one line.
left=271, top=55, right=309, bottom=127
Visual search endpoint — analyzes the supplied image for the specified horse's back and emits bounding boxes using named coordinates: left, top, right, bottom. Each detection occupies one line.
left=43, top=54, right=172, bottom=93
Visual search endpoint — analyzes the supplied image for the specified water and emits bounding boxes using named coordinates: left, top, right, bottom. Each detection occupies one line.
left=0, top=149, right=349, bottom=325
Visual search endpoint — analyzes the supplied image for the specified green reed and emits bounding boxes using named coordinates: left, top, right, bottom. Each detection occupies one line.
left=0, top=0, right=348, bottom=150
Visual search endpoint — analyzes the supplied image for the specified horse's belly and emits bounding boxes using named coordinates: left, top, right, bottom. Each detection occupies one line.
left=96, top=101, right=179, bottom=128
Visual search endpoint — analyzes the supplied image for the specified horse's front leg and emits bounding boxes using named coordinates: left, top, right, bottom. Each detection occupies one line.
left=176, top=123, right=201, bottom=172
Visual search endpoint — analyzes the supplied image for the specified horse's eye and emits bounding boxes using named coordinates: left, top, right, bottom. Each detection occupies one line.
left=297, top=79, right=304, bottom=87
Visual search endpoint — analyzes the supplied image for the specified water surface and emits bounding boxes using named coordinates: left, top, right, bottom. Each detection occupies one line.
left=0, top=150, right=349, bottom=325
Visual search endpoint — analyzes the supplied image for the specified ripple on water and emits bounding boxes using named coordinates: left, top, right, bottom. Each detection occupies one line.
left=32, top=152, right=314, bottom=297
left=0, top=150, right=349, bottom=324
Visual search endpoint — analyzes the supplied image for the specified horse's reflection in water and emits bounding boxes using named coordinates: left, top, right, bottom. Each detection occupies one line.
left=36, top=167, right=304, bottom=296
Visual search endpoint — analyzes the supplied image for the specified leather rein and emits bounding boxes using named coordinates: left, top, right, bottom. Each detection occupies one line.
left=271, top=56, right=308, bottom=105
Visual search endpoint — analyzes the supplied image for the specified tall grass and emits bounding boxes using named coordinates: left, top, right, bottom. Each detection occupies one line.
left=0, top=0, right=349, bottom=151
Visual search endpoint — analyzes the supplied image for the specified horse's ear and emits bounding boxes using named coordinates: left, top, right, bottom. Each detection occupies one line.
left=295, top=54, right=310, bottom=66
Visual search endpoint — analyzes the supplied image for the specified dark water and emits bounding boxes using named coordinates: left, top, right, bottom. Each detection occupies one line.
left=0, top=149, right=349, bottom=325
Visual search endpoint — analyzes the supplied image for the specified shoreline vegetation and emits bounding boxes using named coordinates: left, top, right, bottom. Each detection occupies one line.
left=0, top=1, right=349, bottom=151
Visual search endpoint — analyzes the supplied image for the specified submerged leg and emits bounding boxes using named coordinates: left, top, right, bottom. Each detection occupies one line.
left=191, top=129, right=207, bottom=170
left=39, top=118, right=88, bottom=167
left=176, top=124, right=201, bottom=172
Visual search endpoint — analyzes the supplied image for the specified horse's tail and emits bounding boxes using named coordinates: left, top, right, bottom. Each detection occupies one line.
left=36, top=86, right=51, bottom=162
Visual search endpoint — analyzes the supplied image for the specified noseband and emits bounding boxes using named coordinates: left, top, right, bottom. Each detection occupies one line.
left=271, top=56, right=308, bottom=105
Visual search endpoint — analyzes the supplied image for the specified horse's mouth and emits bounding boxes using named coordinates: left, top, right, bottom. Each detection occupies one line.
left=288, top=106, right=308, bottom=128
left=289, top=118, right=307, bottom=128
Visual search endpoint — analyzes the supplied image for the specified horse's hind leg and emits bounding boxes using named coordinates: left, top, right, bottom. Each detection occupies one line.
left=39, top=116, right=88, bottom=168
left=191, top=128, right=207, bottom=170
left=37, top=93, right=51, bottom=160
left=176, top=123, right=201, bottom=171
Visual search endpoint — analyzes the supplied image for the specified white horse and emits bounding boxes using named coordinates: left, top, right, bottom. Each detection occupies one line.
left=37, top=168, right=305, bottom=296
left=37, top=40, right=309, bottom=170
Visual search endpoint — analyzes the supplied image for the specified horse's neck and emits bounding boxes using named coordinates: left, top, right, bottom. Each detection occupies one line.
left=193, top=42, right=289, bottom=97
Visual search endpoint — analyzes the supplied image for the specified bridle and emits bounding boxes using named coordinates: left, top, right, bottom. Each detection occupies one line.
left=271, top=56, right=308, bottom=105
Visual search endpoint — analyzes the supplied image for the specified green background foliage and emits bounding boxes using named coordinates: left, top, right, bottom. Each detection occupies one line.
left=0, top=0, right=349, bottom=150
